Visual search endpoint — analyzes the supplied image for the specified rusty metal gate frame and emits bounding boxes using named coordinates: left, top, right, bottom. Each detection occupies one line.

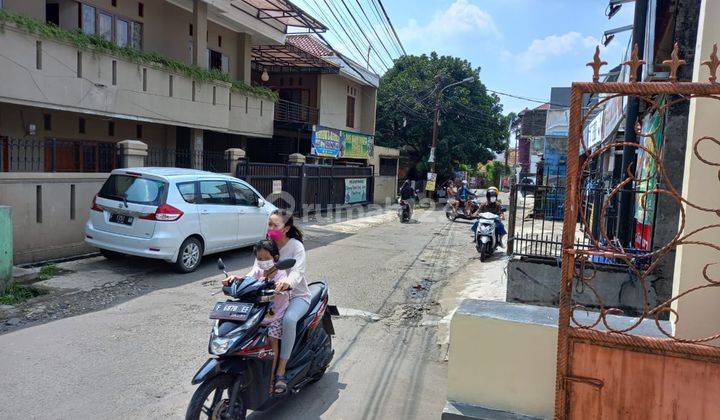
left=555, top=43, right=720, bottom=418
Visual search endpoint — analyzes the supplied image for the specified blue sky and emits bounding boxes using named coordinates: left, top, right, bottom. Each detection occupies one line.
left=294, top=0, right=635, bottom=114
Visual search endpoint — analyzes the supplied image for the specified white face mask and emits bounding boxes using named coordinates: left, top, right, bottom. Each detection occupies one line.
left=256, top=259, right=275, bottom=270
left=490, top=196, right=497, bottom=203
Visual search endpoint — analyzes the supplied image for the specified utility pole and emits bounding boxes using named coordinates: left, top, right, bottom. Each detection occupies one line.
left=428, top=75, right=474, bottom=175
left=429, top=74, right=443, bottom=175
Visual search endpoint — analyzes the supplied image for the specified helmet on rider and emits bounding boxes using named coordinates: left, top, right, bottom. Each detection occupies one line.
left=486, top=186, right=499, bottom=202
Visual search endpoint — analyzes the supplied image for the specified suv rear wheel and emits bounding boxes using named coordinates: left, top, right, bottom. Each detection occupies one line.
left=175, top=237, right=203, bottom=273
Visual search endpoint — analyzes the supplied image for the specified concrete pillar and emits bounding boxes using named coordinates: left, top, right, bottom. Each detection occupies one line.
left=191, top=128, right=204, bottom=170
left=225, top=148, right=246, bottom=173
left=116, top=140, right=148, bottom=168
left=288, top=153, right=306, bottom=165
left=236, top=33, right=252, bottom=84
left=0, top=206, right=11, bottom=294
left=671, top=0, right=720, bottom=343
left=192, top=0, right=208, bottom=68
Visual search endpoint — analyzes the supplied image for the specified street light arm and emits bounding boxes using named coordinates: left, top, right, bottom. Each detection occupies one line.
left=440, top=77, right=475, bottom=94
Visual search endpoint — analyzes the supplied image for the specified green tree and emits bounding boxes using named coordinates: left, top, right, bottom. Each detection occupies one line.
left=483, top=160, right=511, bottom=188
left=375, top=53, right=510, bottom=177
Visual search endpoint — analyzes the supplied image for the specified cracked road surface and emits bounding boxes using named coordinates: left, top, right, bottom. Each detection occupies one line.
left=0, top=209, right=484, bottom=419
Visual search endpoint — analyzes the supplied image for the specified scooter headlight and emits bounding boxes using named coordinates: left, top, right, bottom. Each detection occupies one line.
left=480, top=224, right=494, bottom=234
left=210, top=337, right=233, bottom=355
left=209, top=310, right=264, bottom=355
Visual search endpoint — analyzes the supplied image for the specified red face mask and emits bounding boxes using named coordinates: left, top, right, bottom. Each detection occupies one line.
left=267, top=228, right=284, bottom=241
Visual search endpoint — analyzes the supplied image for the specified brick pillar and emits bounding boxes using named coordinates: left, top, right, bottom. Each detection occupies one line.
left=116, top=140, right=148, bottom=168
left=225, top=148, right=246, bottom=173
left=191, top=128, right=204, bottom=170
left=288, top=153, right=306, bottom=165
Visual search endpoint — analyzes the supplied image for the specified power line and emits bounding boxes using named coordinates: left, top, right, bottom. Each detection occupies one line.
left=351, top=0, right=398, bottom=63
left=322, top=0, right=387, bottom=72
left=287, top=2, right=378, bottom=87
left=366, top=0, right=403, bottom=56
left=338, top=0, right=394, bottom=67
left=314, top=0, right=380, bottom=74
left=374, top=0, right=407, bottom=55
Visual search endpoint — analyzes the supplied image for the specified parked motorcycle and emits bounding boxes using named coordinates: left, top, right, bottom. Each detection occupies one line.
left=185, top=258, right=337, bottom=420
left=397, top=197, right=413, bottom=223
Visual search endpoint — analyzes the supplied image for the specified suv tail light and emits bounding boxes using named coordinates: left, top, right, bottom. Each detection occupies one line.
left=141, top=204, right=183, bottom=222
left=91, top=195, right=103, bottom=212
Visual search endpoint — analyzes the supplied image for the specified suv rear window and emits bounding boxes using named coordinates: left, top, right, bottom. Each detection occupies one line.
left=99, top=174, right=166, bottom=205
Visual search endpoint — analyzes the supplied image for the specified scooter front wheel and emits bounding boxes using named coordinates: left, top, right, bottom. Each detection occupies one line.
left=185, top=374, right=246, bottom=420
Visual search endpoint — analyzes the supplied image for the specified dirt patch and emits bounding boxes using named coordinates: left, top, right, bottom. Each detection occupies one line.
left=0, top=275, right=150, bottom=334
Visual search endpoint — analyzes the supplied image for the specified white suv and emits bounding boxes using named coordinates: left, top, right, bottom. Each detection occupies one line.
left=85, top=168, right=277, bottom=272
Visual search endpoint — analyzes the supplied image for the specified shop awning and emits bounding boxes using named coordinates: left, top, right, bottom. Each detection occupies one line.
left=234, top=0, right=327, bottom=31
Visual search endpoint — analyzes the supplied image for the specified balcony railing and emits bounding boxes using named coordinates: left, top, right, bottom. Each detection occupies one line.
left=274, top=99, right=319, bottom=125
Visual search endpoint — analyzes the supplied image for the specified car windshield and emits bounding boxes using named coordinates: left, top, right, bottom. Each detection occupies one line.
left=98, top=175, right=166, bottom=206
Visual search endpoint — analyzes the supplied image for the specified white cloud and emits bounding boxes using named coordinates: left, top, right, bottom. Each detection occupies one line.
left=503, top=32, right=602, bottom=71
left=398, top=0, right=499, bottom=45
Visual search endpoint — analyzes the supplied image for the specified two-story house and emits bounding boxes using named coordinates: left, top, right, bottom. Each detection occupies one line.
left=0, top=0, right=325, bottom=172
left=248, top=34, right=379, bottom=165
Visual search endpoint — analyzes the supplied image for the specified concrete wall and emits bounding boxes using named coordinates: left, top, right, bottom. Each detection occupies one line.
left=370, top=146, right=399, bottom=205
left=506, top=258, right=657, bottom=315
left=447, top=300, right=557, bottom=419
left=0, top=17, right=273, bottom=137
left=318, top=74, right=375, bottom=135
left=0, top=173, right=108, bottom=263
left=4, top=0, right=44, bottom=20
left=0, top=103, right=174, bottom=150
left=672, top=0, right=720, bottom=342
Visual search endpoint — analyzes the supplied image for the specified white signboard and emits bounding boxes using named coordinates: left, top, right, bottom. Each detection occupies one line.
left=272, top=180, right=282, bottom=194
left=545, top=109, right=569, bottom=137
left=585, top=111, right=604, bottom=149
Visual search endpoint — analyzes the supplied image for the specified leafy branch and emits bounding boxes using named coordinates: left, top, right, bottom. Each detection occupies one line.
left=0, top=9, right=278, bottom=101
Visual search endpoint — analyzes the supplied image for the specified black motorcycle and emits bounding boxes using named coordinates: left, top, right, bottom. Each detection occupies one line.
left=186, top=258, right=337, bottom=420
left=397, top=197, right=413, bottom=223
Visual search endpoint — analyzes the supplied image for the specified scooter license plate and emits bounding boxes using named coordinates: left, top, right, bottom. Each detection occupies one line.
left=210, top=302, right=254, bottom=321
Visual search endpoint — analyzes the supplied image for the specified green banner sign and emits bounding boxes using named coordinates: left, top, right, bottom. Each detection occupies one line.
left=311, top=126, right=374, bottom=159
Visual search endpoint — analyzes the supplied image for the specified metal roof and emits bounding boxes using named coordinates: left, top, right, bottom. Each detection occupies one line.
left=252, top=41, right=339, bottom=73
left=233, top=0, right=327, bottom=31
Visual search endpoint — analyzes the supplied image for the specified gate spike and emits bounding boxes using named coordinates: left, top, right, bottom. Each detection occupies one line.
left=702, top=43, right=720, bottom=83
left=587, top=46, right=608, bottom=83
left=662, top=42, right=686, bottom=82
left=623, top=44, right=646, bottom=82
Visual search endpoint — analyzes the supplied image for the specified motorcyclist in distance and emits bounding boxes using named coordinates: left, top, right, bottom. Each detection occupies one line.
left=457, top=180, right=474, bottom=215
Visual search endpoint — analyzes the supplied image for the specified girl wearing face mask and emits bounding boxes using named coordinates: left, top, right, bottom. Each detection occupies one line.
left=263, top=209, right=311, bottom=394
left=246, top=240, right=289, bottom=393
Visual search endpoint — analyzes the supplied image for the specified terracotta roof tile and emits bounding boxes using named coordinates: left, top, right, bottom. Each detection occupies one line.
left=287, top=35, right=333, bottom=57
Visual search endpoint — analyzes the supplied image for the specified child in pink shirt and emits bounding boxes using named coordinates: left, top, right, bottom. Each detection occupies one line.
left=238, top=240, right=289, bottom=392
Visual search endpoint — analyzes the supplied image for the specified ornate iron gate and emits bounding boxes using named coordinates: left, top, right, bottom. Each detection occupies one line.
left=555, top=44, right=720, bottom=418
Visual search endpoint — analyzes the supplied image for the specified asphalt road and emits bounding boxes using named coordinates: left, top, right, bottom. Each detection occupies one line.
left=0, top=208, right=483, bottom=419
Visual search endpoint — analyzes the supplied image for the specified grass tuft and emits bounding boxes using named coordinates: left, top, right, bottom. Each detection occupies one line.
left=0, top=283, right=45, bottom=305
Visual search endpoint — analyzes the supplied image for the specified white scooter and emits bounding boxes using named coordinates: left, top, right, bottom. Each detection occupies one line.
left=475, top=212, right=501, bottom=261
